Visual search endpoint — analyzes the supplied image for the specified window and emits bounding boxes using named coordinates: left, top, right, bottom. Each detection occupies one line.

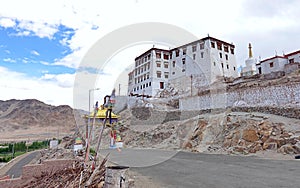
left=200, top=43, right=204, bottom=50
left=140, top=85, right=142, bottom=89
left=144, top=57, right=147, bottom=62
left=156, top=52, right=161, bottom=59
left=135, top=61, right=138, bottom=67
left=148, top=54, right=151, bottom=60
left=146, top=83, right=148, bottom=87
left=224, top=46, right=229, bottom=52
left=172, top=61, right=176, bottom=67
left=217, top=42, right=222, bottom=50
left=211, top=42, right=215, bottom=48
left=144, top=74, right=146, bottom=80
left=147, top=74, right=149, bottom=79
left=135, top=70, right=137, bottom=76
left=164, top=63, right=168, bottom=69
left=137, top=86, right=139, bottom=90
left=172, top=72, right=175, bottom=75
left=157, top=71, right=162, bottom=78
left=213, top=62, right=216, bottom=66
left=148, top=63, right=150, bottom=69
left=234, top=66, right=236, bottom=71
left=182, top=58, right=186, bottom=65
left=143, top=84, right=145, bottom=88
left=230, top=48, right=234, bottom=54
left=134, top=88, right=136, bottom=92
left=182, top=68, right=185, bottom=72
left=138, top=68, right=140, bottom=74
left=183, top=48, right=186, bottom=55
left=135, top=78, right=137, bottom=84
left=192, top=45, right=197, bottom=52
left=193, top=54, right=196, bottom=60
left=164, top=72, right=169, bottom=79
left=163, top=53, right=169, bottom=60
left=141, top=67, right=143, bottom=73
left=170, top=53, right=172, bottom=59
left=289, top=59, right=294, bottom=64
left=149, top=82, right=151, bottom=86
left=219, top=53, right=222, bottom=58
left=227, top=64, right=229, bottom=69
left=156, top=62, right=161, bottom=67
left=269, top=62, right=274, bottom=68
left=221, top=63, right=224, bottom=68
left=225, top=54, right=228, bottom=60
left=176, top=50, right=179, bottom=57
left=160, top=82, right=164, bottom=89
left=201, top=52, right=204, bottom=58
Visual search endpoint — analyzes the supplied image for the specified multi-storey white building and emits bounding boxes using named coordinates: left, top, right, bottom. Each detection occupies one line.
left=128, top=36, right=239, bottom=97
left=128, top=48, right=170, bottom=97
left=256, top=50, right=300, bottom=75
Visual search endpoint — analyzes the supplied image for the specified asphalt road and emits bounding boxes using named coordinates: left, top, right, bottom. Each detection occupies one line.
left=5, top=151, right=39, bottom=178
left=101, top=148, right=300, bottom=188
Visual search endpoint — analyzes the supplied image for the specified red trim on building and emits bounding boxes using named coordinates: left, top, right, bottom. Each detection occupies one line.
left=134, top=48, right=170, bottom=61
left=260, top=55, right=287, bottom=63
left=284, top=50, right=300, bottom=57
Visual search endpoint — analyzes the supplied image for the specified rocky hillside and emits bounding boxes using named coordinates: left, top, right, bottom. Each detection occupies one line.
left=117, top=108, right=300, bottom=157
left=0, top=99, right=82, bottom=141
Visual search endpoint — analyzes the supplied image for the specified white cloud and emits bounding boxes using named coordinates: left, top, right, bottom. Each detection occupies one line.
left=0, top=66, right=73, bottom=106
left=31, top=50, right=40, bottom=56
left=0, top=17, right=16, bottom=28
left=3, top=58, right=16, bottom=63
left=40, top=73, right=75, bottom=88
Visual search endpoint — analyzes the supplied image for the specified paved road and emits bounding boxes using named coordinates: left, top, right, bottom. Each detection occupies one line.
left=101, top=148, right=300, bottom=188
left=5, top=151, right=39, bottom=178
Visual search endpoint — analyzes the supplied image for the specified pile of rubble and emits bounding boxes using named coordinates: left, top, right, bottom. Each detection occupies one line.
left=120, top=109, right=300, bottom=157
left=22, top=155, right=108, bottom=188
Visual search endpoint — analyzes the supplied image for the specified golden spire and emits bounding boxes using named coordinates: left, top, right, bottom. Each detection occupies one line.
left=248, top=43, right=253, bottom=58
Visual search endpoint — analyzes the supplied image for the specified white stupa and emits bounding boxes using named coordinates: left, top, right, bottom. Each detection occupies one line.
left=241, top=43, right=257, bottom=76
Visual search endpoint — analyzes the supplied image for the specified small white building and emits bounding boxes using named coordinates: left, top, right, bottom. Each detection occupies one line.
left=241, top=43, right=257, bottom=76
left=256, top=50, right=300, bottom=75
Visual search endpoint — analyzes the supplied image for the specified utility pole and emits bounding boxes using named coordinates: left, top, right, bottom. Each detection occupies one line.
left=190, top=75, right=193, bottom=96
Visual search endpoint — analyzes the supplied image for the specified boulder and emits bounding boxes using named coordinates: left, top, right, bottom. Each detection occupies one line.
left=278, top=144, right=298, bottom=154
left=263, top=142, right=277, bottom=150
left=248, top=142, right=263, bottom=153
left=242, top=129, right=259, bottom=142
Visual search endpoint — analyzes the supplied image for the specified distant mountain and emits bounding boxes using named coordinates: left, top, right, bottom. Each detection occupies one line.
left=0, top=99, right=81, bottom=134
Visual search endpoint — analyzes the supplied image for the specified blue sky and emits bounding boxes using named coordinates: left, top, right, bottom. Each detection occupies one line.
left=0, top=24, right=75, bottom=77
left=0, top=0, right=300, bottom=109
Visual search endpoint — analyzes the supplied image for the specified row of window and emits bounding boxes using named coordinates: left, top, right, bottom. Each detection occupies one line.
left=156, top=71, right=169, bottom=79
left=218, top=62, right=236, bottom=71
left=135, top=54, right=151, bottom=67
left=135, top=73, right=150, bottom=84
left=211, top=41, right=234, bottom=54
left=135, top=63, right=150, bottom=76
left=219, top=53, right=229, bottom=60
left=133, top=82, right=152, bottom=92
left=156, top=61, right=169, bottom=68
left=156, top=52, right=169, bottom=60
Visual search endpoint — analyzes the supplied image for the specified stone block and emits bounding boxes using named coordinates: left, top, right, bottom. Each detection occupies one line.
left=263, top=142, right=277, bottom=150
left=242, top=129, right=259, bottom=142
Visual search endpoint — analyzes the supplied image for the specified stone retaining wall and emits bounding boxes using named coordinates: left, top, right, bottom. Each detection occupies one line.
left=180, top=82, right=300, bottom=112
